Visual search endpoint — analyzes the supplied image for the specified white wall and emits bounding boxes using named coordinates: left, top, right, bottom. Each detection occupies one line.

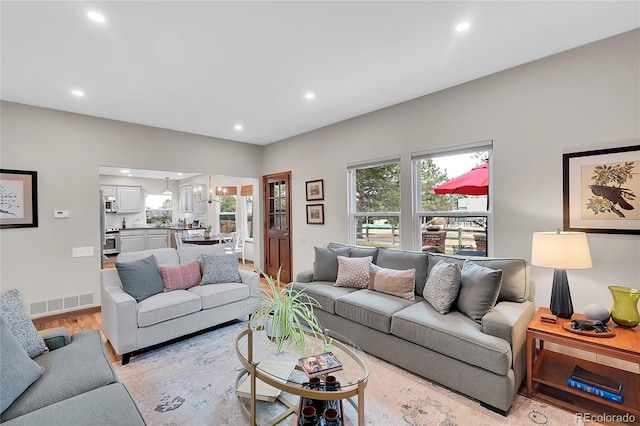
left=262, top=29, right=640, bottom=311
left=1, top=104, right=263, bottom=312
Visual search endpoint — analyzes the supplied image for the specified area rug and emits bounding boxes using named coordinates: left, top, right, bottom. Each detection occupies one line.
left=113, top=320, right=579, bottom=425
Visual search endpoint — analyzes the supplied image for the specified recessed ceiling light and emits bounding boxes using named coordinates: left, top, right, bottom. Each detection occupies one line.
left=455, top=22, right=471, bottom=32
left=71, top=89, right=85, bottom=97
left=234, top=124, right=243, bottom=131
left=120, top=169, right=130, bottom=174
left=87, top=11, right=106, bottom=23
left=304, top=92, right=316, bottom=100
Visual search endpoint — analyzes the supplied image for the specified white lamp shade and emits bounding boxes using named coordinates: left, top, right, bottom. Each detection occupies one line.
left=531, top=231, right=592, bottom=270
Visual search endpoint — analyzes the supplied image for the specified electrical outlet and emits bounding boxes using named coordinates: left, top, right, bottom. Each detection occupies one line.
left=72, top=247, right=94, bottom=257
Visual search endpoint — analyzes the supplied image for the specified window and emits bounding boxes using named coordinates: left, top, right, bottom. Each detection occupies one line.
left=241, top=184, right=253, bottom=240
left=348, top=158, right=401, bottom=248
left=145, top=194, right=172, bottom=225
left=412, top=145, right=491, bottom=256
left=219, top=194, right=236, bottom=233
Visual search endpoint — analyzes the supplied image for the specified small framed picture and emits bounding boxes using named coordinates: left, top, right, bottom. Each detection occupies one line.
left=0, top=169, right=38, bottom=229
left=305, top=179, right=324, bottom=201
left=563, top=145, right=639, bottom=235
left=306, top=204, right=324, bottom=225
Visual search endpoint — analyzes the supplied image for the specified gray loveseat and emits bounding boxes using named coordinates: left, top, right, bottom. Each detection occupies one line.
left=101, top=245, right=260, bottom=364
left=1, top=326, right=145, bottom=425
left=289, top=243, right=535, bottom=415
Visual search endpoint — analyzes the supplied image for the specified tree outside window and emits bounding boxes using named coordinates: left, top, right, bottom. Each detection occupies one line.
left=219, top=194, right=236, bottom=233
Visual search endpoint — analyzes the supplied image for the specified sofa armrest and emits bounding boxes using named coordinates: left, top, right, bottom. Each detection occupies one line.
left=296, top=269, right=314, bottom=283
left=238, top=269, right=261, bottom=298
left=38, top=327, right=71, bottom=351
left=100, top=269, right=139, bottom=356
left=482, top=300, right=535, bottom=389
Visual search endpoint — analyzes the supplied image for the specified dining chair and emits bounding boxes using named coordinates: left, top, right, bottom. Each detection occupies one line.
left=173, top=232, right=183, bottom=249
left=233, top=231, right=246, bottom=264
left=220, top=232, right=236, bottom=255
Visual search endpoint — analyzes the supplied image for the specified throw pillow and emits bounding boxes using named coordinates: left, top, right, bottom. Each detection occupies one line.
left=312, top=246, right=350, bottom=282
left=0, top=289, right=48, bottom=358
left=160, top=261, right=201, bottom=292
left=457, top=260, right=503, bottom=323
left=423, top=260, right=462, bottom=314
left=0, top=318, right=44, bottom=413
left=369, top=263, right=416, bottom=301
left=200, top=254, right=241, bottom=285
left=115, top=255, right=165, bottom=302
left=335, top=256, right=373, bottom=288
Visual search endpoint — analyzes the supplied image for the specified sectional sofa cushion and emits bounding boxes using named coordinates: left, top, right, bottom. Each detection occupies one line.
left=287, top=282, right=358, bottom=314
left=200, top=254, right=241, bottom=284
left=136, top=290, right=202, bottom=327
left=313, top=246, right=350, bottom=281
left=177, top=244, right=225, bottom=265
left=117, top=247, right=179, bottom=266
left=390, top=302, right=512, bottom=376
left=327, top=242, right=378, bottom=263
left=423, top=260, right=461, bottom=314
left=188, top=283, right=251, bottom=310
left=457, top=261, right=503, bottom=323
left=428, top=253, right=528, bottom=303
left=0, top=318, right=44, bottom=413
left=160, top=261, right=201, bottom=291
left=335, top=256, right=373, bottom=288
left=369, top=263, right=416, bottom=301
left=335, top=289, right=416, bottom=333
left=0, top=290, right=48, bottom=358
left=376, top=248, right=429, bottom=295
left=116, top=256, right=165, bottom=302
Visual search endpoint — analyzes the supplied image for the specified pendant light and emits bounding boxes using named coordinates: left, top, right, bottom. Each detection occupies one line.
left=162, top=177, right=173, bottom=195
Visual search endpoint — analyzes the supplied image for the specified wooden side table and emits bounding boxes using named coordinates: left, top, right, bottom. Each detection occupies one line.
left=527, top=307, right=640, bottom=420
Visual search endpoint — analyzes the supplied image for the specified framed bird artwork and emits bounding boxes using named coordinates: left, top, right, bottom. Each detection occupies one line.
left=563, top=145, right=640, bottom=235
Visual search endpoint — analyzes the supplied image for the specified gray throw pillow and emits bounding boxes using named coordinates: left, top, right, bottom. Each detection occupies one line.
left=312, top=246, right=350, bottom=281
left=0, top=289, right=48, bottom=358
left=456, top=260, right=503, bottom=323
left=115, top=255, right=165, bottom=302
left=200, top=254, right=241, bottom=284
left=423, top=260, right=462, bottom=314
left=0, top=317, right=44, bottom=412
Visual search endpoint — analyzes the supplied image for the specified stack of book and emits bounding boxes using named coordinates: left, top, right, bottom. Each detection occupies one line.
left=298, top=352, right=343, bottom=378
left=567, top=365, right=623, bottom=404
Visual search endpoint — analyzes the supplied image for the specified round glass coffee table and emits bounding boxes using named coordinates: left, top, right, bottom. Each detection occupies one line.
left=234, top=325, right=370, bottom=426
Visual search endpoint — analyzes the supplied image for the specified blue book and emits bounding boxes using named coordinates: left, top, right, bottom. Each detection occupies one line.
left=567, top=377, right=623, bottom=404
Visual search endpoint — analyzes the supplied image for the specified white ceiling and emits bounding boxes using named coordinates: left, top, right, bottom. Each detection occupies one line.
left=2, top=1, right=639, bottom=146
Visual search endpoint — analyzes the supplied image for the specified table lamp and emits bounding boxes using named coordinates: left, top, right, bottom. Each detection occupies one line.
left=531, top=230, right=592, bottom=319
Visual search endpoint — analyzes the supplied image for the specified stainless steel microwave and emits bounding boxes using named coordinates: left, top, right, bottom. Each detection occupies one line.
left=104, top=196, right=117, bottom=213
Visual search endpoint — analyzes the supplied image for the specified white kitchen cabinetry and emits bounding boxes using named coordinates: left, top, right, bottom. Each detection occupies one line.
left=180, top=184, right=194, bottom=213
left=117, top=186, right=142, bottom=213
left=119, top=230, right=145, bottom=253
left=146, top=229, right=169, bottom=250
left=100, top=186, right=117, bottom=197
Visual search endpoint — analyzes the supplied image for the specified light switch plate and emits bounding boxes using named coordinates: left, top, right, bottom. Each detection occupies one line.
left=72, top=247, right=94, bottom=257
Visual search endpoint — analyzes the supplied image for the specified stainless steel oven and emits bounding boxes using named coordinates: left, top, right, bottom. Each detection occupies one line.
left=103, top=228, right=120, bottom=255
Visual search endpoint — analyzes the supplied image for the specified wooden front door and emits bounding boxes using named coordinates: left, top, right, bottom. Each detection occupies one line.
left=263, top=171, right=292, bottom=283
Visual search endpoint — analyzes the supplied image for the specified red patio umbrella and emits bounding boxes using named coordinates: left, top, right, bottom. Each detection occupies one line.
left=430, top=163, right=488, bottom=195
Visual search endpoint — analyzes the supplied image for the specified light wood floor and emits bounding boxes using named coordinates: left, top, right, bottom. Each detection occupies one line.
left=34, top=261, right=270, bottom=364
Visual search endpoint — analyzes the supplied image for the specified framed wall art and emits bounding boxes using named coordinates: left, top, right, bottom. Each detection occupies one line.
left=0, top=169, right=38, bottom=229
left=563, top=145, right=639, bottom=235
left=306, top=204, right=324, bottom=225
left=305, top=179, right=324, bottom=201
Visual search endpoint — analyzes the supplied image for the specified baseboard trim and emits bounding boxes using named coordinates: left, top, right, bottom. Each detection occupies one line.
left=31, top=306, right=101, bottom=326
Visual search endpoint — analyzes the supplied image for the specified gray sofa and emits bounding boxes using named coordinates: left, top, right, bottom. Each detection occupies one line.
left=101, top=245, right=260, bottom=364
left=1, top=327, right=145, bottom=425
left=289, top=243, right=535, bottom=415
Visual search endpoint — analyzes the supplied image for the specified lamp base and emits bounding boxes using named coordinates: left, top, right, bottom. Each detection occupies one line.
left=550, top=269, right=573, bottom=319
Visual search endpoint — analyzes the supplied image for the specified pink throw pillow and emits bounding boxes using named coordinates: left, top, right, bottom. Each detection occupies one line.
left=160, top=261, right=201, bottom=292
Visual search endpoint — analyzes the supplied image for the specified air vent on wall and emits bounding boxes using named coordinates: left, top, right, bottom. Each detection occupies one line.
left=28, top=292, right=95, bottom=317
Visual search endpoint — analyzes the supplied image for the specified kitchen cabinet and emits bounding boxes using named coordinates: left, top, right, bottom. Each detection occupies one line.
left=146, top=229, right=169, bottom=250
left=100, top=186, right=117, bottom=197
left=119, top=230, right=145, bottom=253
left=117, top=186, right=142, bottom=213
left=180, top=184, right=194, bottom=213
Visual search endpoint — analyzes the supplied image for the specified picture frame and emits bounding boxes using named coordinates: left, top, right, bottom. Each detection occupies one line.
left=1, top=169, right=38, bottom=229
left=563, top=145, right=639, bottom=235
left=306, top=204, right=324, bottom=225
left=305, top=179, right=324, bottom=201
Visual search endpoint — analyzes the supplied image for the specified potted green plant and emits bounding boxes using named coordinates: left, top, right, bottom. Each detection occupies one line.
left=249, top=267, right=323, bottom=355
left=205, top=225, right=212, bottom=237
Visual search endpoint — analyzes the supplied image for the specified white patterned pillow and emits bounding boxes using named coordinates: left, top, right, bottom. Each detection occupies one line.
left=200, top=254, right=241, bottom=285
left=0, top=289, right=48, bottom=358
left=423, top=260, right=462, bottom=315
left=335, top=256, right=373, bottom=288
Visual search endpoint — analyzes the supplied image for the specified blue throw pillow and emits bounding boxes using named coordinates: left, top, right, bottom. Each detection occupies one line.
left=116, top=256, right=165, bottom=302
left=0, top=289, right=48, bottom=358
left=0, top=317, right=44, bottom=412
left=200, top=254, right=241, bottom=284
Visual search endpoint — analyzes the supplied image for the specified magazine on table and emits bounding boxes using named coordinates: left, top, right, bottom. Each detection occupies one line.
left=298, top=352, right=343, bottom=378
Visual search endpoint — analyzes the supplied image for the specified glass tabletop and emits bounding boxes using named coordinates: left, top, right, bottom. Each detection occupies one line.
left=235, top=326, right=370, bottom=391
